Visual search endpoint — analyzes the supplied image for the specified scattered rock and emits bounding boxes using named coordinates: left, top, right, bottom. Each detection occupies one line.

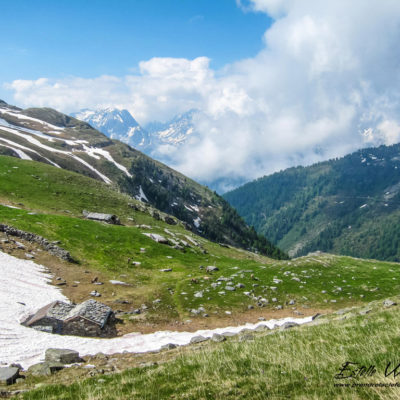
left=131, top=261, right=142, bottom=266
left=280, top=322, right=299, bottom=330
left=90, top=290, right=101, bottom=297
left=194, top=291, right=203, bottom=298
left=383, top=299, right=397, bottom=308
left=211, top=333, right=226, bottom=342
left=258, top=317, right=266, bottom=321
left=160, top=268, right=172, bottom=272
left=225, top=286, right=236, bottom=291
left=28, top=362, right=64, bottom=376
left=254, top=325, right=270, bottom=332
left=0, top=224, right=74, bottom=261
left=45, top=348, right=83, bottom=364
left=161, top=343, right=177, bottom=350
left=0, top=367, right=20, bottom=385
left=164, top=216, right=177, bottom=225
left=190, top=335, right=208, bottom=344
left=288, top=299, right=296, bottom=305
left=236, top=283, right=245, bottom=288
left=109, top=280, right=130, bottom=286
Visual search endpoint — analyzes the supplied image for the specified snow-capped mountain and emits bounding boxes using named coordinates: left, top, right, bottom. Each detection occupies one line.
left=145, top=110, right=197, bottom=146
left=71, top=108, right=151, bottom=150
left=71, top=108, right=198, bottom=156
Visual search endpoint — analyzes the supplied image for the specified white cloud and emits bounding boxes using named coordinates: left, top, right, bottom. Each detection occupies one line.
left=5, top=0, right=400, bottom=191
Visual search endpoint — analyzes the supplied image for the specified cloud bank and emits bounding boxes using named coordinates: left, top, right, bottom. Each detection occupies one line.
left=5, top=0, right=400, bottom=192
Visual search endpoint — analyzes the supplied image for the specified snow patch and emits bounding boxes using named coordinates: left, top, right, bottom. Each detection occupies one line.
left=81, top=145, right=132, bottom=178
left=0, top=251, right=313, bottom=369
left=135, top=186, right=148, bottom=202
left=0, top=143, right=32, bottom=160
left=0, top=109, right=65, bottom=132
left=193, top=217, right=201, bottom=228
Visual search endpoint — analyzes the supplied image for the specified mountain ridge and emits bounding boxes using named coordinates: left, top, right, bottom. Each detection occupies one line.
left=224, top=142, right=400, bottom=261
left=0, top=100, right=286, bottom=258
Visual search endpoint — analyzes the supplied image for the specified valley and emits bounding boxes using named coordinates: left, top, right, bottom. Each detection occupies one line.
left=1, top=104, right=400, bottom=399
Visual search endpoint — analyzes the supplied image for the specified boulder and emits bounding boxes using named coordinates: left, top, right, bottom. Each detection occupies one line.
left=45, top=348, right=83, bottom=364
left=254, top=325, right=270, bottom=332
left=164, top=216, right=177, bottom=225
left=0, top=367, right=19, bottom=385
left=211, top=333, right=226, bottom=342
left=225, top=286, right=236, bottom=291
left=279, top=322, right=299, bottom=330
left=206, top=266, right=219, bottom=273
left=28, top=362, right=64, bottom=376
left=161, top=343, right=177, bottom=350
left=190, top=335, right=208, bottom=344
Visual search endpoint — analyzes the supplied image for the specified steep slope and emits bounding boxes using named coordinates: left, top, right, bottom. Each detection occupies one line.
left=224, top=143, right=400, bottom=261
left=71, top=108, right=151, bottom=150
left=0, top=100, right=285, bottom=258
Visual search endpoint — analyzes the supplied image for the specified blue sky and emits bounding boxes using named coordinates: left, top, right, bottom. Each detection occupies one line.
left=0, top=0, right=270, bottom=99
left=2, top=0, right=400, bottom=191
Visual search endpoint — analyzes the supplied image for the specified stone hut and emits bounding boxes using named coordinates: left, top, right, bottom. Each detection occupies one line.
left=23, top=299, right=116, bottom=337
left=83, top=210, right=121, bottom=225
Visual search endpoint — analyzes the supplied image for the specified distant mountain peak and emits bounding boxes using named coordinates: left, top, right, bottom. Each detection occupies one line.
left=71, top=108, right=150, bottom=149
left=145, top=109, right=198, bottom=146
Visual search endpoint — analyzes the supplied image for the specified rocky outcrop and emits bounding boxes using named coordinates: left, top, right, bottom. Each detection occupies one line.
left=45, top=349, right=83, bottom=364
left=0, top=367, right=20, bottom=385
left=0, top=224, right=74, bottom=262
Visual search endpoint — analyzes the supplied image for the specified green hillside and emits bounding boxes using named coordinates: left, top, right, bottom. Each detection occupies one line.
left=3, top=156, right=400, bottom=400
left=1, top=155, right=399, bottom=329
left=224, top=143, right=400, bottom=261
left=0, top=101, right=285, bottom=258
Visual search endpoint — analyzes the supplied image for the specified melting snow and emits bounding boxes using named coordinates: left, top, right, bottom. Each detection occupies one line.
left=135, top=186, right=148, bottom=202
left=0, top=251, right=312, bottom=369
left=193, top=217, right=201, bottom=228
left=0, top=125, right=111, bottom=183
left=0, top=143, right=32, bottom=160
left=0, top=109, right=65, bottom=132
left=81, top=145, right=132, bottom=178
left=0, top=136, right=60, bottom=168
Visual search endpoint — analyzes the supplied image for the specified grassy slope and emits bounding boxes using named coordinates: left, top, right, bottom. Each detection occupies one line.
left=2, top=156, right=400, bottom=398
left=16, top=298, right=400, bottom=399
left=1, top=156, right=400, bottom=323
